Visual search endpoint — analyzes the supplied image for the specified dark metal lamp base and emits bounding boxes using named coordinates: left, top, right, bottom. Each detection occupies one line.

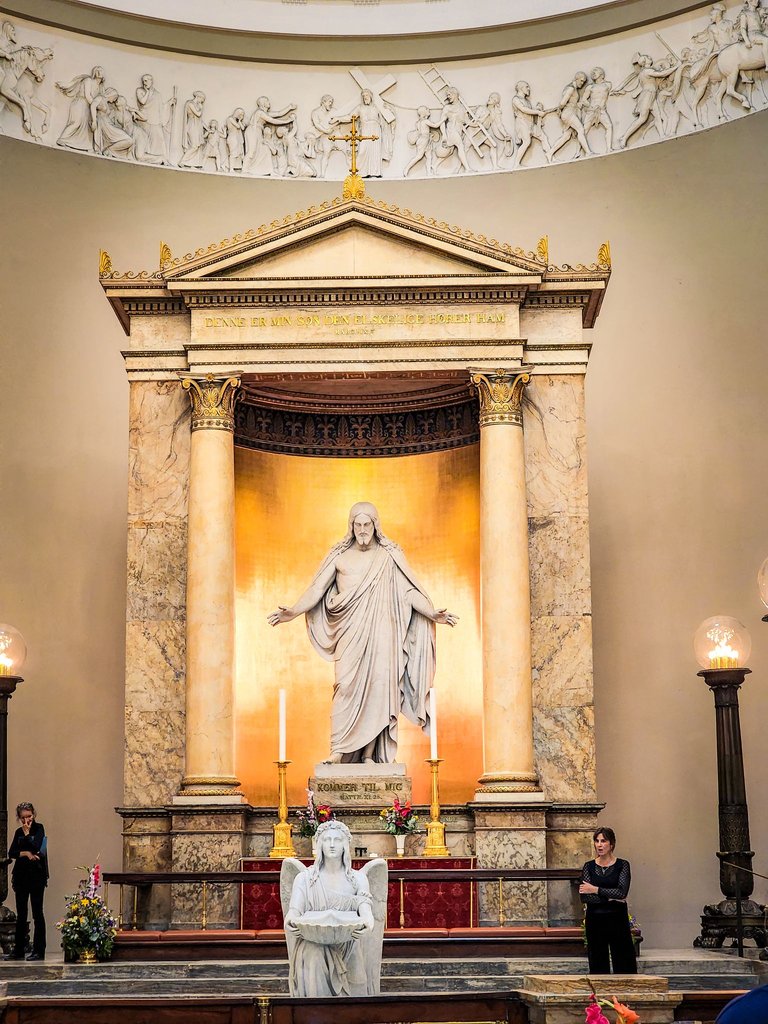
left=694, top=898, right=767, bottom=950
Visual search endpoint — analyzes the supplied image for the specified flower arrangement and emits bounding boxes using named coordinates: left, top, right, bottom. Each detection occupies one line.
left=585, top=989, right=639, bottom=1024
left=296, top=789, right=334, bottom=838
left=57, top=864, right=117, bottom=962
left=379, top=797, right=419, bottom=835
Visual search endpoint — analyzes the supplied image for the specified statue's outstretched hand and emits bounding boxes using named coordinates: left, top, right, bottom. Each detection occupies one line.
left=283, top=909, right=300, bottom=932
left=434, top=608, right=459, bottom=627
left=267, top=605, right=295, bottom=626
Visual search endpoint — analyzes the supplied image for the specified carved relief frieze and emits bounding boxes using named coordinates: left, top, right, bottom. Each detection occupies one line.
left=183, top=288, right=528, bottom=306
left=234, top=397, right=479, bottom=457
left=2, top=4, right=767, bottom=182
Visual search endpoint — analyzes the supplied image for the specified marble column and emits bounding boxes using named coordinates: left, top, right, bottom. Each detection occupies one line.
left=524, top=375, right=596, bottom=804
left=177, top=373, right=243, bottom=802
left=470, top=368, right=540, bottom=800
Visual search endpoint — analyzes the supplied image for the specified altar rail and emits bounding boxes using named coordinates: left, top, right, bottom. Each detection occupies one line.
left=103, top=867, right=582, bottom=932
left=0, top=991, right=744, bottom=1024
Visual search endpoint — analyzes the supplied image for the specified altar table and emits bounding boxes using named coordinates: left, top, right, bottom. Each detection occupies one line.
left=240, top=858, right=478, bottom=930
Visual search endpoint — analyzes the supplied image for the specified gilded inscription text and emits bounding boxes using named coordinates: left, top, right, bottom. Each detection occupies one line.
left=203, top=311, right=506, bottom=332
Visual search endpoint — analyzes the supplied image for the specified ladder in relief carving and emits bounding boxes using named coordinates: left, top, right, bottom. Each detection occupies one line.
left=419, top=65, right=494, bottom=157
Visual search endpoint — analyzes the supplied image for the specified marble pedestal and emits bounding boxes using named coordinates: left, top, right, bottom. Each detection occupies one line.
left=473, top=804, right=599, bottom=926
left=519, top=975, right=683, bottom=1024
left=120, top=809, right=173, bottom=930
left=307, top=764, right=413, bottom=860
left=309, top=763, right=412, bottom=809
left=546, top=805, right=601, bottom=926
left=474, top=804, right=548, bottom=926
left=170, top=806, right=247, bottom=929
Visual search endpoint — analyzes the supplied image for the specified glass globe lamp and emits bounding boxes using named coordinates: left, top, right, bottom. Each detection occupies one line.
left=694, top=616, right=751, bottom=670
left=759, top=557, right=768, bottom=614
left=0, top=624, right=26, bottom=676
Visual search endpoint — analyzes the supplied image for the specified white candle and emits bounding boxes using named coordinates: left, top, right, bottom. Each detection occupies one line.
left=429, top=687, right=438, bottom=760
left=279, top=688, right=286, bottom=762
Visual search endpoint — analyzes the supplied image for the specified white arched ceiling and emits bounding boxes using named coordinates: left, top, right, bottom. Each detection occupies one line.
left=61, top=0, right=630, bottom=37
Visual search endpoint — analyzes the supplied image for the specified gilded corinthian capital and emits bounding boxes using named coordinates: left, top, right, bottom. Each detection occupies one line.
left=180, top=373, right=241, bottom=431
left=468, top=367, right=533, bottom=427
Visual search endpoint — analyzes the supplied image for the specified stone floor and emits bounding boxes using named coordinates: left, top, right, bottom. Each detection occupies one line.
left=0, top=949, right=764, bottom=1000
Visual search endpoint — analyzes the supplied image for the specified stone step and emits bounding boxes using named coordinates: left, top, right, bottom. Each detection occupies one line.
left=3, top=971, right=757, bottom=1000
left=2, top=957, right=754, bottom=980
left=384, top=957, right=563, bottom=977
left=0, top=956, right=563, bottom=982
left=6, top=978, right=290, bottom=998
left=638, top=956, right=763, bottom=975
left=0, top=950, right=759, bottom=1000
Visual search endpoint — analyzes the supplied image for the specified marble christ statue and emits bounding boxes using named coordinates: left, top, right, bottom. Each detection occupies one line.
left=267, top=501, right=457, bottom=763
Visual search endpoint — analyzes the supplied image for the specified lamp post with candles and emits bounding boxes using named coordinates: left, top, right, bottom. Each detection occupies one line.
left=692, top=616, right=767, bottom=951
left=0, top=625, right=27, bottom=952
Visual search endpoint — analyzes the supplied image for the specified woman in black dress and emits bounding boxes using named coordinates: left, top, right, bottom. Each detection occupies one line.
left=579, top=826, right=637, bottom=974
left=5, top=802, right=48, bottom=961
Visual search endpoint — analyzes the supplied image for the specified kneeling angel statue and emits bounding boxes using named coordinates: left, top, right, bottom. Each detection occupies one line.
left=280, top=819, right=387, bottom=996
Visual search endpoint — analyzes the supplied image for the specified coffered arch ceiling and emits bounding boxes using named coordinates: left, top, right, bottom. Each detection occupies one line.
left=5, top=0, right=709, bottom=61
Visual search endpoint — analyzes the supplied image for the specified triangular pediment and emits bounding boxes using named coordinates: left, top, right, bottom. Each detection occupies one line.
left=216, top=224, right=490, bottom=278
left=102, top=193, right=611, bottom=333
left=163, top=198, right=545, bottom=282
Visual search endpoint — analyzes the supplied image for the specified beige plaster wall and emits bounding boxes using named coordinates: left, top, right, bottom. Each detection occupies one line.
left=1, top=112, right=767, bottom=947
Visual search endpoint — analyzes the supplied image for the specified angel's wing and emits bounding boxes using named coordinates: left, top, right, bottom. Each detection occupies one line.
left=279, top=857, right=305, bottom=917
left=359, top=858, right=388, bottom=995
left=279, top=857, right=307, bottom=974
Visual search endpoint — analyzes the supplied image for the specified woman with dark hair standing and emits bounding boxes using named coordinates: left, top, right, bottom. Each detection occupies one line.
left=4, top=803, right=48, bottom=961
left=579, top=826, right=637, bottom=974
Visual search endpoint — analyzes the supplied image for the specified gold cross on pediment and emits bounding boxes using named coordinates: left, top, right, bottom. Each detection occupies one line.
left=330, top=114, right=379, bottom=199
left=330, top=114, right=379, bottom=176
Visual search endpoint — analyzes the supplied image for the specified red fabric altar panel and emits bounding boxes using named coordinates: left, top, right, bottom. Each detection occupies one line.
left=241, top=859, right=287, bottom=930
left=240, top=858, right=477, bottom=930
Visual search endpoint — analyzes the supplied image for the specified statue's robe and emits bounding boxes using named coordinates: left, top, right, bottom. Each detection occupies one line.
left=288, top=870, right=372, bottom=997
left=306, top=543, right=435, bottom=762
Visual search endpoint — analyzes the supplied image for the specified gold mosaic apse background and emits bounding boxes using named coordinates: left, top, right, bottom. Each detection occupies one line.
left=234, top=444, right=482, bottom=806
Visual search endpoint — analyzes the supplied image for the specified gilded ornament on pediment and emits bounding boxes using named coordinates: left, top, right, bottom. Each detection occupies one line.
left=536, top=235, right=549, bottom=265
left=469, top=367, right=533, bottom=427
left=99, top=249, right=113, bottom=277
left=159, top=241, right=172, bottom=271
left=342, top=172, right=366, bottom=200
left=597, top=240, right=612, bottom=267
left=180, top=373, right=241, bottom=431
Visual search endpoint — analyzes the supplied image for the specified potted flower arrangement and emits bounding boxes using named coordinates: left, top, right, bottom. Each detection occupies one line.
left=58, top=864, right=117, bottom=963
left=296, top=789, right=334, bottom=856
left=380, top=797, right=419, bottom=857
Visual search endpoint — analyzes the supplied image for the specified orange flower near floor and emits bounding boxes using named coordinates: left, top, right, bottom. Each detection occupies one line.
left=612, top=996, right=640, bottom=1024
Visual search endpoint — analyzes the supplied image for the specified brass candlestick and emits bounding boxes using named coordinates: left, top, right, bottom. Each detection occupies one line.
left=423, top=758, right=450, bottom=857
left=269, top=760, right=297, bottom=859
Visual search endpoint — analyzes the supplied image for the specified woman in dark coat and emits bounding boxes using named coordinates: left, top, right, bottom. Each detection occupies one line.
left=579, top=826, right=637, bottom=974
left=5, top=802, right=48, bottom=961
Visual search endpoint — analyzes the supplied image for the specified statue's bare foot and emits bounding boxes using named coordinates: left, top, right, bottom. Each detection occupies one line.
left=363, top=757, right=376, bottom=764
left=324, top=751, right=344, bottom=764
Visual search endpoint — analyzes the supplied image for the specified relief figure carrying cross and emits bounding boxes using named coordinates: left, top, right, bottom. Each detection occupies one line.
left=331, top=89, right=395, bottom=179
